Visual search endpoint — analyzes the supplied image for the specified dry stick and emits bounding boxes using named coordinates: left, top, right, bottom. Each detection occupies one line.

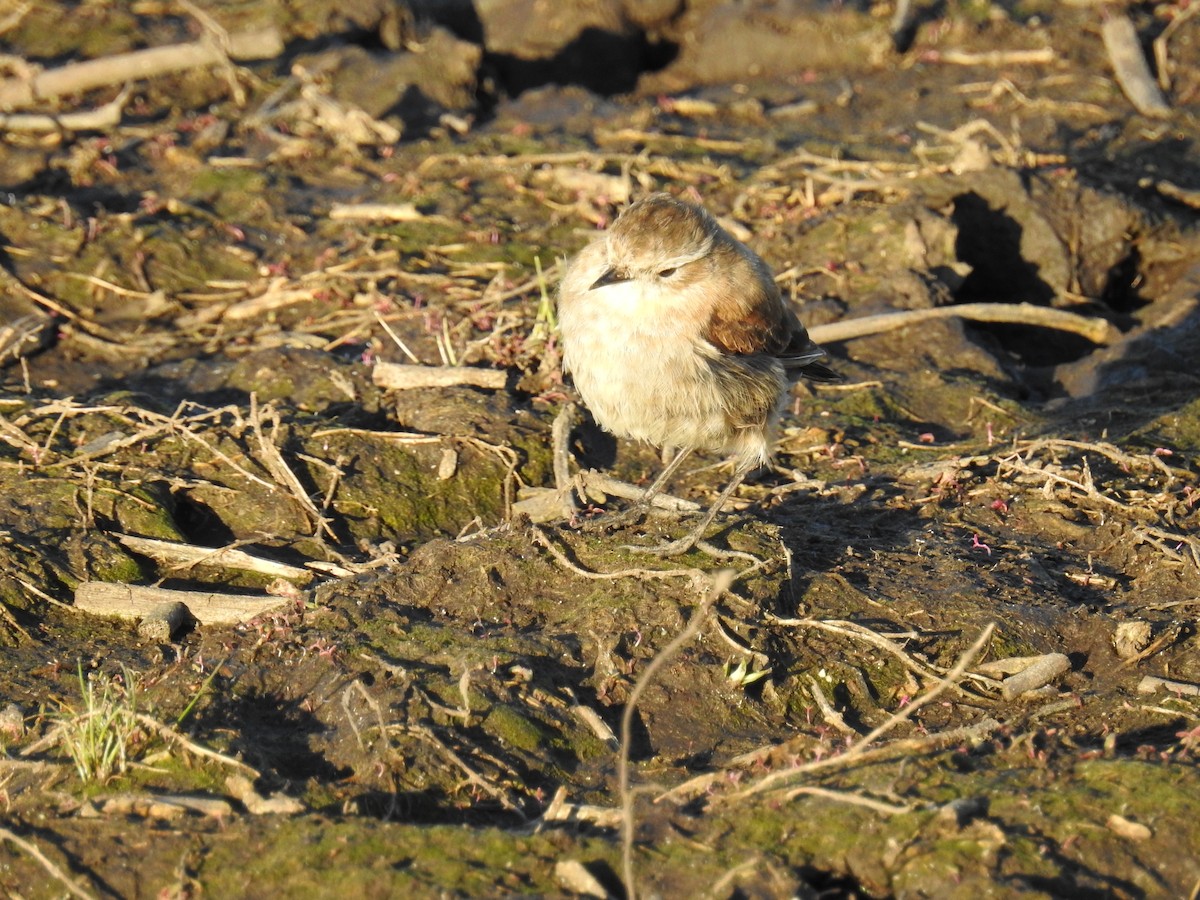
left=0, top=825, right=97, bottom=900
left=1134, top=526, right=1200, bottom=570
left=399, top=722, right=525, bottom=817
left=936, top=48, right=1056, bottom=66
left=1101, top=12, right=1171, bottom=118
left=551, top=403, right=579, bottom=493
left=659, top=717, right=1000, bottom=804
left=0, top=412, right=39, bottom=455
left=1153, top=2, right=1200, bottom=91
left=782, top=784, right=913, bottom=815
left=514, top=473, right=700, bottom=524
left=808, top=303, right=1118, bottom=346
left=538, top=786, right=624, bottom=829
left=1119, top=624, right=1183, bottom=669
left=136, top=714, right=259, bottom=775
left=371, top=362, right=507, bottom=390
left=111, top=533, right=314, bottom=581
left=480, top=260, right=563, bottom=305
left=1000, top=457, right=1128, bottom=510
left=0, top=84, right=130, bottom=133
left=344, top=681, right=522, bottom=817
left=577, top=471, right=700, bottom=512
left=0, top=594, right=34, bottom=642
left=0, top=27, right=284, bottom=109
left=531, top=525, right=710, bottom=584
left=151, top=411, right=278, bottom=491
left=0, top=267, right=124, bottom=342
left=619, top=570, right=733, bottom=900
left=374, top=311, right=422, bottom=364
left=999, top=652, right=1070, bottom=700
left=0, top=312, right=52, bottom=365
left=808, top=677, right=859, bottom=736
left=1137, top=675, right=1200, bottom=697
left=329, top=203, right=445, bottom=223
left=14, top=575, right=71, bottom=609
left=177, top=0, right=246, bottom=105
left=1083, top=442, right=1169, bottom=484
left=247, top=396, right=333, bottom=539
left=768, top=615, right=947, bottom=687
left=74, top=582, right=288, bottom=626
left=1004, top=441, right=1196, bottom=567
left=720, top=623, right=995, bottom=804
left=216, top=284, right=318, bottom=322
left=551, top=403, right=580, bottom=519
left=40, top=404, right=248, bottom=473
left=1017, top=438, right=1182, bottom=481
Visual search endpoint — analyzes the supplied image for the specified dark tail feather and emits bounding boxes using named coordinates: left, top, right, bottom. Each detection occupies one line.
left=795, top=359, right=842, bottom=383
left=782, top=344, right=842, bottom=383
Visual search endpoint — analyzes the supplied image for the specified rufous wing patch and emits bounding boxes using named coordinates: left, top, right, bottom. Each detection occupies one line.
left=704, top=280, right=789, bottom=356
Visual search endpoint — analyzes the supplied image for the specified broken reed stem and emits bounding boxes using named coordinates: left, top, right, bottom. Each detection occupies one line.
left=719, top=622, right=995, bottom=804
left=618, top=570, right=733, bottom=900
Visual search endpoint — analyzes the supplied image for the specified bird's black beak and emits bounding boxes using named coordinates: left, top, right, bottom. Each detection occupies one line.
left=590, top=267, right=630, bottom=290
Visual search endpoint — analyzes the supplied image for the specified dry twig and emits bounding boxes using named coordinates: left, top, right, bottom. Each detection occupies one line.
left=619, top=570, right=733, bottom=900
left=372, top=362, right=507, bottom=391
left=717, top=624, right=995, bottom=803
left=0, top=825, right=96, bottom=900
left=0, top=27, right=283, bottom=109
left=0, top=85, right=131, bottom=132
left=74, top=582, right=290, bottom=626
left=1101, top=12, right=1170, bottom=117
left=809, top=302, right=1118, bottom=346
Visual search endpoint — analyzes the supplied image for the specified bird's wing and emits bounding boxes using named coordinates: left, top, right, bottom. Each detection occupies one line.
left=702, top=262, right=841, bottom=383
left=702, top=252, right=792, bottom=356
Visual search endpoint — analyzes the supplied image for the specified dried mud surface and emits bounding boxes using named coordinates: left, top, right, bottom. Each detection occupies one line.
left=1, top=2, right=1199, bottom=898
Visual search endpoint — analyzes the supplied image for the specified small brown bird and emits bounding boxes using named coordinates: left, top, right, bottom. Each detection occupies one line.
left=558, top=192, right=838, bottom=554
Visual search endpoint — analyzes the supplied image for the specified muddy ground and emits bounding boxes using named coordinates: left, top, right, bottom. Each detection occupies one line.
left=1, top=1, right=1199, bottom=897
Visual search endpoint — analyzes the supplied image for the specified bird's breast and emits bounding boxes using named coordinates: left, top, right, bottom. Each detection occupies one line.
left=559, top=281, right=774, bottom=455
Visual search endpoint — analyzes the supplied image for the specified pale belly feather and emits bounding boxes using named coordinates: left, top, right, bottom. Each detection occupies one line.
left=560, top=280, right=784, bottom=463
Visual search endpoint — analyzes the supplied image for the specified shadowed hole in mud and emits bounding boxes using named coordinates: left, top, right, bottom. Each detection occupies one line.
left=1020, top=867, right=1143, bottom=898
left=416, top=0, right=679, bottom=97
left=1098, top=244, right=1148, bottom=315
left=948, top=190, right=1148, bottom=374
left=486, top=28, right=678, bottom=97
left=952, top=192, right=1056, bottom=309
left=172, top=493, right=239, bottom=546
left=348, top=790, right=473, bottom=822
left=202, top=692, right=350, bottom=784
left=797, top=868, right=871, bottom=897
left=967, top=322, right=1099, bottom=371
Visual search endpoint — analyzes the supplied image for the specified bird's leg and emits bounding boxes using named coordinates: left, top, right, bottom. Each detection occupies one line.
left=637, top=446, right=693, bottom=507
left=626, top=457, right=756, bottom=557
left=585, top=448, right=693, bottom=531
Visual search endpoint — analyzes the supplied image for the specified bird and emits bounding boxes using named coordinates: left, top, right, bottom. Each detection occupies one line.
left=557, top=192, right=838, bottom=554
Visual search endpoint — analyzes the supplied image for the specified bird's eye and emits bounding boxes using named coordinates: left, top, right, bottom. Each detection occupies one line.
left=658, top=267, right=677, bottom=278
